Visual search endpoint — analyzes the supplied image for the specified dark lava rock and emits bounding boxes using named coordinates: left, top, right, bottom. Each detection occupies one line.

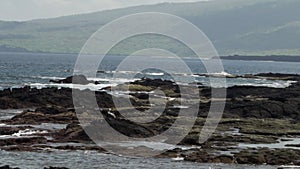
left=183, top=149, right=212, bottom=163
left=50, top=75, right=90, bottom=85
left=35, top=106, right=69, bottom=115
left=285, top=144, right=300, bottom=147
left=0, top=137, right=47, bottom=146
left=255, top=73, right=300, bottom=81
left=97, top=114, right=155, bottom=138
left=0, top=166, right=20, bottom=169
left=234, top=148, right=300, bottom=165
left=212, top=155, right=234, bottom=163
left=58, top=111, right=159, bottom=142
left=49, top=75, right=103, bottom=85
left=44, top=167, right=70, bottom=169
left=0, top=127, right=23, bottom=135
left=61, top=123, right=91, bottom=142
left=10, top=108, right=77, bottom=125
left=131, top=78, right=174, bottom=88
left=235, top=153, right=266, bottom=164
left=0, top=126, right=32, bottom=135
left=1, top=74, right=300, bottom=121
left=130, top=78, right=180, bottom=95
left=0, top=87, right=73, bottom=109
left=0, top=145, right=36, bottom=152
left=53, top=145, right=105, bottom=152
left=159, top=148, right=234, bottom=164
left=204, top=79, right=300, bottom=121
left=129, top=92, right=149, bottom=100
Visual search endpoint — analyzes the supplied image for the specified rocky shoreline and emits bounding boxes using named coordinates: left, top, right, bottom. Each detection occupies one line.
left=0, top=73, right=300, bottom=167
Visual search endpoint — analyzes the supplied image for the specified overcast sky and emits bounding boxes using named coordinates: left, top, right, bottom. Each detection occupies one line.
left=0, top=0, right=206, bottom=21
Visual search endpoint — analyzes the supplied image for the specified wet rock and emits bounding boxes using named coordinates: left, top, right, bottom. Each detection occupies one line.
left=100, top=116, right=155, bottom=138
left=0, top=137, right=47, bottom=146
left=129, top=93, right=149, bottom=100
left=183, top=149, right=212, bottom=163
left=35, top=106, right=68, bottom=115
left=1, top=74, right=300, bottom=121
left=0, top=87, right=73, bottom=109
left=235, top=153, right=266, bottom=164
left=212, top=155, right=234, bottom=163
left=234, top=148, right=300, bottom=165
left=131, top=78, right=175, bottom=88
left=158, top=149, right=182, bottom=159
left=181, top=133, right=200, bottom=145
left=130, top=78, right=180, bottom=96
left=255, top=73, right=300, bottom=81
left=0, top=165, right=20, bottom=169
left=0, top=145, right=36, bottom=152
left=44, top=167, right=70, bottom=169
left=9, top=109, right=77, bottom=125
left=0, top=74, right=300, bottom=166
left=50, top=75, right=90, bottom=85
left=53, top=145, right=105, bottom=152
left=285, top=144, right=300, bottom=147
left=0, top=127, right=26, bottom=135
left=61, top=123, right=91, bottom=142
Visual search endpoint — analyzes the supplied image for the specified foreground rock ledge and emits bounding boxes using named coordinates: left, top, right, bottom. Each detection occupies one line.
left=0, top=73, right=300, bottom=166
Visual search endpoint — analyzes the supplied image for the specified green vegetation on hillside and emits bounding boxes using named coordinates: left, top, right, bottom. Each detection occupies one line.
left=0, top=0, right=300, bottom=55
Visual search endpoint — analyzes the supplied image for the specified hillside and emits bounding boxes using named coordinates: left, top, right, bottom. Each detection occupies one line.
left=0, top=0, right=299, bottom=55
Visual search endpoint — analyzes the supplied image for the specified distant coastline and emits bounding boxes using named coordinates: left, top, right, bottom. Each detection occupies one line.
left=219, top=55, right=300, bottom=62
left=0, top=45, right=76, bottom=55
left=1, top=47, right=300, bottom=62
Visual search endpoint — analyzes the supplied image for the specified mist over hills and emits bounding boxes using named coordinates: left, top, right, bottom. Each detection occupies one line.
left=0, top=0, right=299, bottom=56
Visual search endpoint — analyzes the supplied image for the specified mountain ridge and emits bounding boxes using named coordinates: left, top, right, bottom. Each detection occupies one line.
left=0, top=0, right=299, bottom=56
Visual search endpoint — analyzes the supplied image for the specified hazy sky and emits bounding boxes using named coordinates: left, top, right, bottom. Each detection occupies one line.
left=0, top=0, right=206, bottom=21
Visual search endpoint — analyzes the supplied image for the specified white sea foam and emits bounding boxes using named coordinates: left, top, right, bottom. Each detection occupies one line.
left=12, top=129, right=48, bottom=137
left=99, top=141, right=201, bottom=151
left=86, top=78, right=110, bottom=82
left=21, top=72, right=298, bottom=91
left=97, top=70, right=138, bottom=74
left=206, top=71, right=235, bottom=77
left=27, top=83, right=117, bottom=91
left=277, top=165, right=300, bottom=169
left=27, top=76, right=142, bottom=91
left=117, top=71, right=138, bottom=74
left=171, top=105, right=189, bottom=109
left=99, top=70, right=165, bottom=76
left=87, top=77, right=139, bottom=84
left=145, top=72, right=165, bottom=76
left=33, top=76, right=65, bottom=80
left=236, top=80, right=296, bottom=88
left=171, top=157, right=184, bottom=161
left=238, top=137, right=300, bottom=150
left=0, top=129, right=48, bottom=139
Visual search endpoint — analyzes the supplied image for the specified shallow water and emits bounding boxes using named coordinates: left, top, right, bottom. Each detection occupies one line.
left=1, top=52, right=300, bottom=89
left=0, top=109, right=25, bottom=120
left=97, top=141, right=201, bottom=151
left=0, top=109, right=281, bottom=169
left=0, top=150, right=277, bottom=169
left=239, top=137, right=300, bottom=150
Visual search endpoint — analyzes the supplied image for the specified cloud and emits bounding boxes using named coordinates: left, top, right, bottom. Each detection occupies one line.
left=0, top=0, right=204, bottom=21
left=0, top=0, right=122, bottom=21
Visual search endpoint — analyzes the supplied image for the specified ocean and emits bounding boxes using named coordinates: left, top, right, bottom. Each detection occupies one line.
left=1, top=52, right=300, bottom=90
